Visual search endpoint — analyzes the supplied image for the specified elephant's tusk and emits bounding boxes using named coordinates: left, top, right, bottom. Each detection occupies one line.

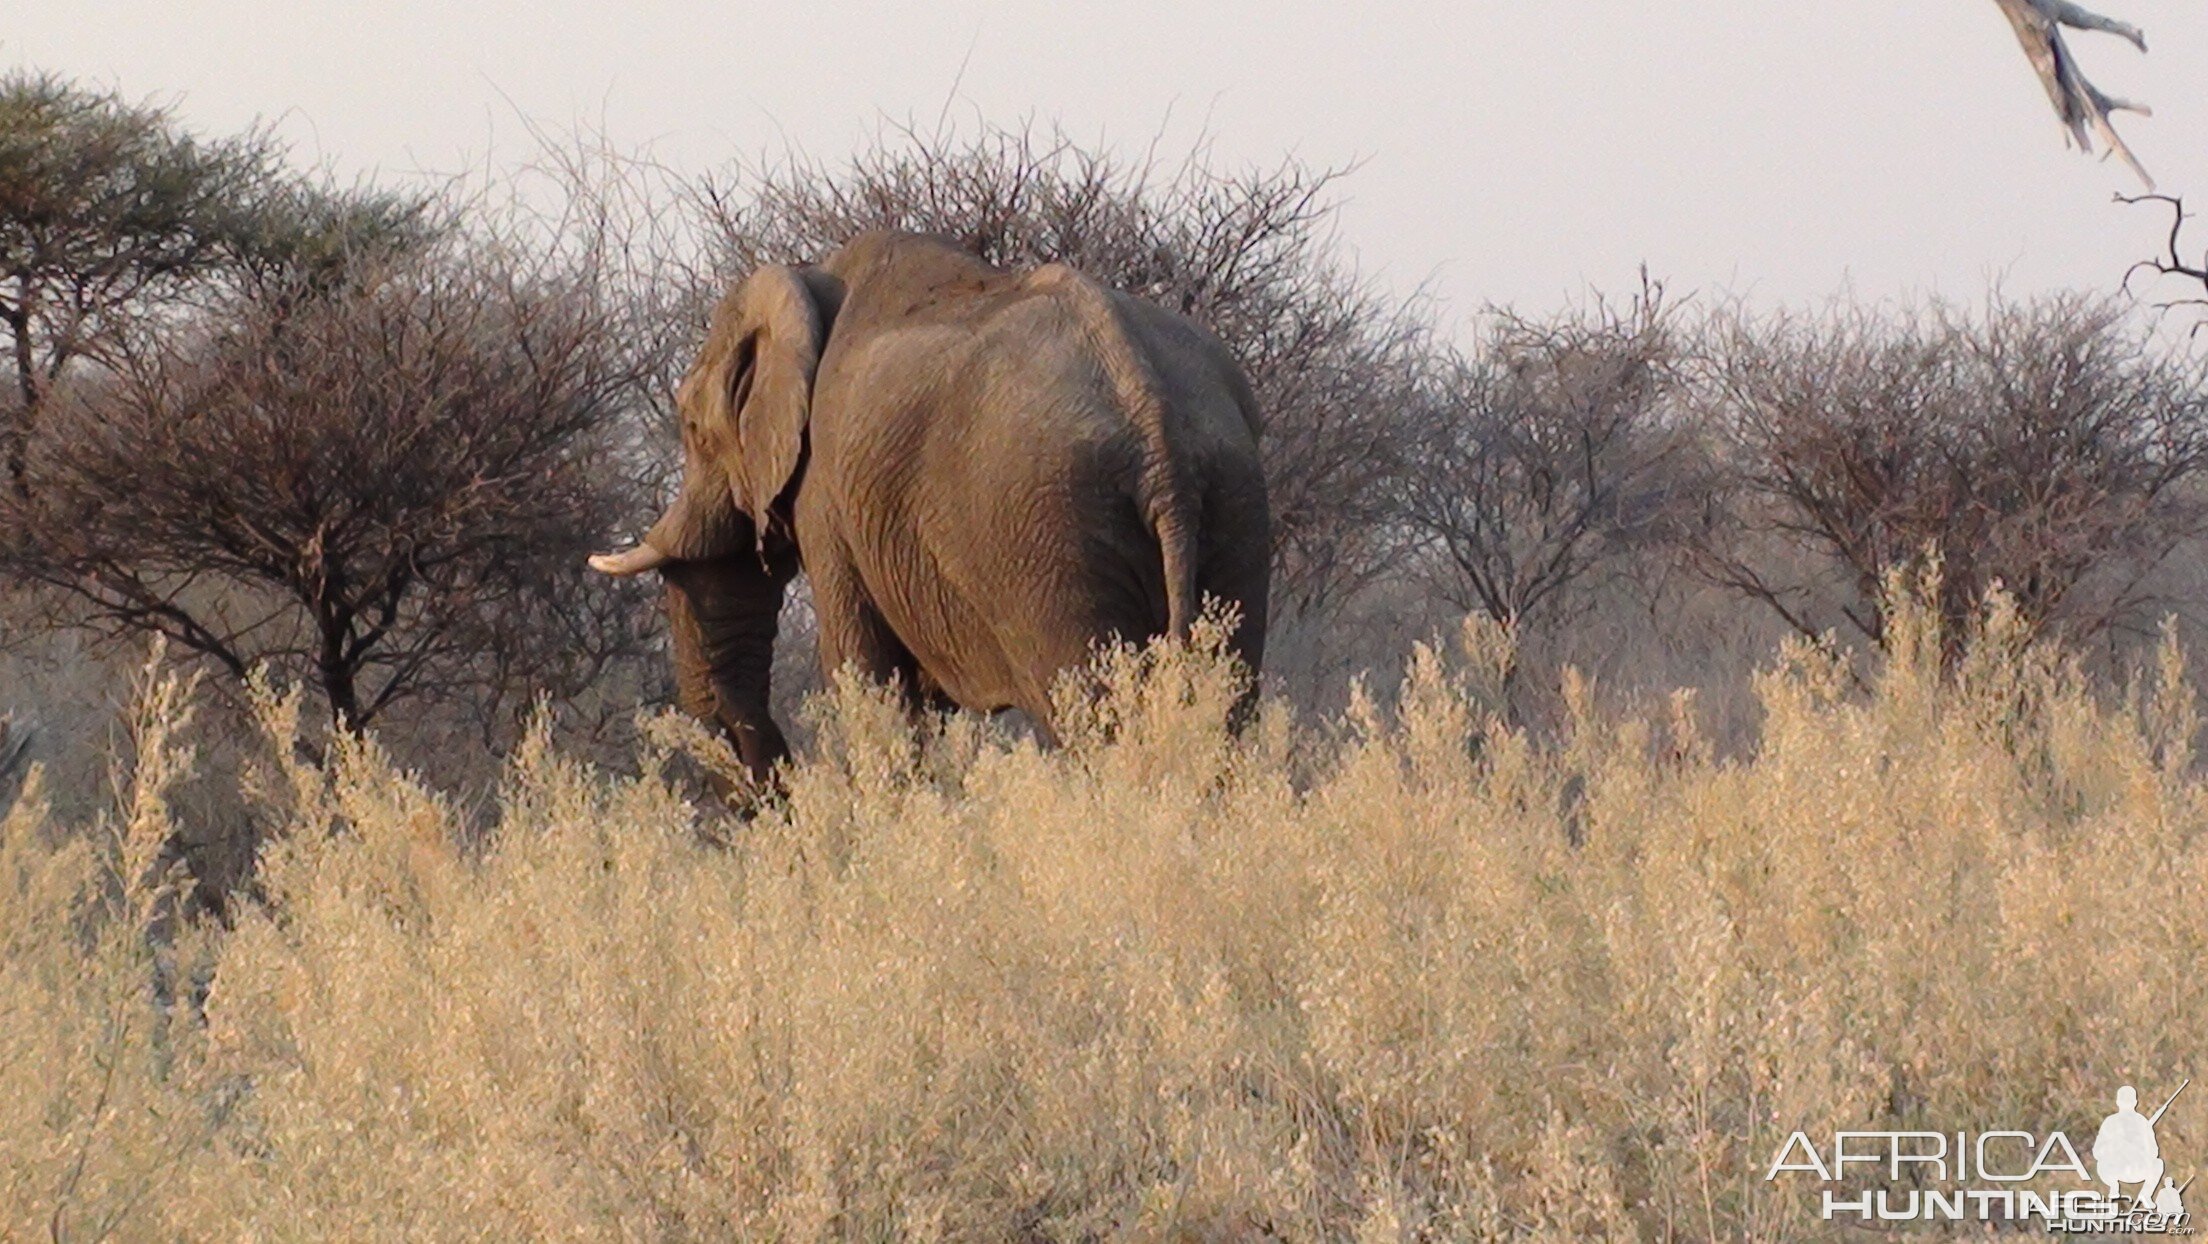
left=588, top=544, right=671, bottom=576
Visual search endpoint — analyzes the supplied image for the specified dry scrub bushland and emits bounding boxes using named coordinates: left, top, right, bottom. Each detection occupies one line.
left=3, top=585, right=2200, bottom=1241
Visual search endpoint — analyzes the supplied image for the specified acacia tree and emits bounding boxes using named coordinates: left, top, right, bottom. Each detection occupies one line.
left=4, top=217, right=650, bottom=731
left=1400, top=280, right=1693, bottom=627
left=1694, top=295, right=2208, bottom=651
left=691, top=123, right=1432, bottom=620
left=0, top=72, right=287, bottom=496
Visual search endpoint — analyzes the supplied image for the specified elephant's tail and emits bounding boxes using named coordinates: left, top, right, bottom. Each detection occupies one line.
left=1152, top=500, right=1200, bottom=643
left=1031, top=262, right=1205, bottom=643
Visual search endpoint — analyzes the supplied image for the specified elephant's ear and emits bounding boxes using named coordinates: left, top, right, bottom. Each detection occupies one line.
left=719, top=265, right=826, bottom=536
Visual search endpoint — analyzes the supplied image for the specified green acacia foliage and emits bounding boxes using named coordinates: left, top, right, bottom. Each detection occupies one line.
left=0, top=72, right=277, bottom=489
left=0, top=71, right=431, bottom=494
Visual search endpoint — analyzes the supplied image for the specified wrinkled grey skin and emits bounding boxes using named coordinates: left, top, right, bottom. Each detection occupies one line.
left=593, top=231, right=1270, bottom=786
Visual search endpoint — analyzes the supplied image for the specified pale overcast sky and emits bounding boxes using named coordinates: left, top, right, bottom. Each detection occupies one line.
left=11, top=2, right=2208, bottom=325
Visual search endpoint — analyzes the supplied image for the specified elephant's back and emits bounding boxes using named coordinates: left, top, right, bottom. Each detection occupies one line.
left=810, top=256, right=1269, bottom=714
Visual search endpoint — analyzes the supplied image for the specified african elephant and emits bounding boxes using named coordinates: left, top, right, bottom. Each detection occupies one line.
left=590, top=231, right=1270, bottom=785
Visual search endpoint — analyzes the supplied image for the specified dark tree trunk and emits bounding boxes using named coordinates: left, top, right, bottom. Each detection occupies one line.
left=5, top=300, right=40, bottom=500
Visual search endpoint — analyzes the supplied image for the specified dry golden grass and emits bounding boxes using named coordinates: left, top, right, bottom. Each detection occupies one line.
left=3, top=590, right=2203, bottom=1241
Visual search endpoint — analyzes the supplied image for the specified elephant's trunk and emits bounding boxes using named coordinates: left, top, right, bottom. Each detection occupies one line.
left=661, top=550, right=796, bottom=789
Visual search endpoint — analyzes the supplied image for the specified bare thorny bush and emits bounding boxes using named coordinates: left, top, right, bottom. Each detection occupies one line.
left=1692, top=294, right=2208, bottom=658
left=1399, top=274, right=1699, bottom=632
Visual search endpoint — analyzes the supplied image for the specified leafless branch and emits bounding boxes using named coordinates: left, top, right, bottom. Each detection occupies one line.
left=1991, top=0, right=2154, bottom=187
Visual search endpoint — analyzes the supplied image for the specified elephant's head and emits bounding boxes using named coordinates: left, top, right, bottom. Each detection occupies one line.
left=588, top=265, right=839, bottom=785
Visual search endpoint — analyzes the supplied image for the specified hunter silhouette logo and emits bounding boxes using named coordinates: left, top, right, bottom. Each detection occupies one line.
left=1765, top=1078, right=2195, bottom=1231
left=2098, top=1083, right=2185, bottom=1211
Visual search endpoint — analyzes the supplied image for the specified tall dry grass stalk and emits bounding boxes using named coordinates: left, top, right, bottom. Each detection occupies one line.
left=1, top=591, right=2201, bottom=1241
